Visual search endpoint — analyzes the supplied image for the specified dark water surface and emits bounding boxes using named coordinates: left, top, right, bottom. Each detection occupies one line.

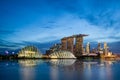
left=0, top=59, right=120, bottom=80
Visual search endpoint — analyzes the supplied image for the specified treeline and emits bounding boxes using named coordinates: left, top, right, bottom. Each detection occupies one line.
left=0, top=54, right=18, bottom=60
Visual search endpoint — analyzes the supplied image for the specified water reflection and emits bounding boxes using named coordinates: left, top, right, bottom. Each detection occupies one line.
left=18, top=59, right=43, bottom=67
left=19, top=66, right=35, bottom=80
left=18, top=60, right=43, bottom=80
left=48, top=59, right=117, bottom=80
left=17, top=59, right=117, bottom=80
left=49, top=59, right=76, bottom=80
left=49, top=59, right=76, bottom=66
left=0, top=59, right=119, bottom=80
left=98, top=60, right=116, bottom=80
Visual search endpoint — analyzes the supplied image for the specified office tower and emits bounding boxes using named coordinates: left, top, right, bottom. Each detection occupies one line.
left=97, top=42, right=101, bottom=51
left=67, top=37, right=74, bottom=53
left=104, top=42, right=108, bottom=55
left=86, top=42, right=90, bottom=54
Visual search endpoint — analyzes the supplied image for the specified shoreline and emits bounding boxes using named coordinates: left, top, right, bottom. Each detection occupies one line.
left=1, top=54, right=120, bottom=60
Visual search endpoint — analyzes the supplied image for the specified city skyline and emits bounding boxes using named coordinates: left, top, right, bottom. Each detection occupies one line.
left=0, top=0, right=120, bottom=53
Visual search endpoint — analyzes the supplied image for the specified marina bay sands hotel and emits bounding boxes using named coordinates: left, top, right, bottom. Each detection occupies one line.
left=61, top=34, right=88, bottom=57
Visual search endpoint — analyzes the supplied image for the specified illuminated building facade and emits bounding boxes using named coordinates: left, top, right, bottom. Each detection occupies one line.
left=74, top=34, right=88, bottom=57
left=104, top=42, right=108, bottom=55
left=74, top=36, right=83, bottom=56
left=61, top=37, right=67, bottom=50
left=49, top=51, right=76, bottom=58
left=67, top=37, right=74, bottom=53
left=46, top=44, right=61, bottom=55
left=86, top=42, right=90, bottom=54
left=18, top=46, right=42, bottom=58
left=61, top=34, right=88, bottom=57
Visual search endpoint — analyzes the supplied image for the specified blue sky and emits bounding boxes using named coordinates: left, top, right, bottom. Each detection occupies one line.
left=0, top=0, right=120, bottom=53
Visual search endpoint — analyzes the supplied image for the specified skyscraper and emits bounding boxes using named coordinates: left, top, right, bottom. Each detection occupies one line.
left=75, top=36, right=83, bottom=56
left=97, top=42, right=101, bottom=51
left=61, top=34, right=88, bottom=58
left=67, top=37, right=74, bottom=53
left=61, top=37, right=67, bottom=50
left=74, top=34, right=88, bottom=57
left=104, top=42, right=108, bottom=55
left=86, top=42, right=90, bottom=54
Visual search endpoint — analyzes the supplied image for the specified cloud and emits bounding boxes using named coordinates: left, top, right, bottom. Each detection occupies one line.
left=4, top=13, right=119, bottom=44
left=0, top=39, right=26, bottom=50
left=0, top=0, right=120, bottom=53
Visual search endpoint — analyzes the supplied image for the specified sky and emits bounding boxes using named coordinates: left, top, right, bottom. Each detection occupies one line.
left=0, top=0, right=120, bottom=53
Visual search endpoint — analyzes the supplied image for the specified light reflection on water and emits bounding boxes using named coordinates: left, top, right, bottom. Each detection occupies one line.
left=0, top=59, right=120, bottom=80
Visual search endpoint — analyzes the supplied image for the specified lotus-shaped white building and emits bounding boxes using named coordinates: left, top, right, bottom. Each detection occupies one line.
left=49, top=51, right=76, bottom=58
